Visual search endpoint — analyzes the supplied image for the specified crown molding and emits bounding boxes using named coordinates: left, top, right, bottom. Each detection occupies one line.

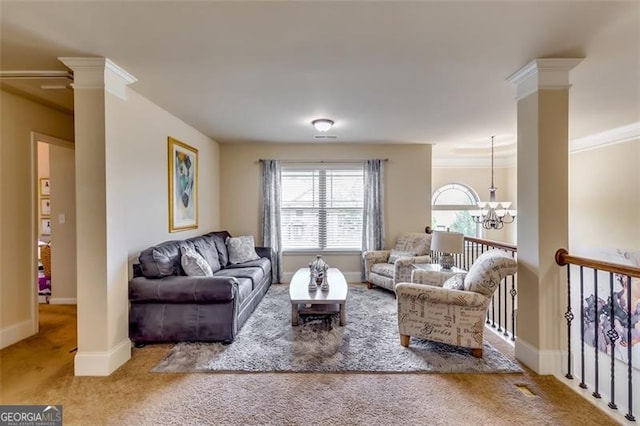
left=434, top=122, right=639, bottom=168
left=0, top=70, right=73, bottom=80
left=433, top=155, right=516, bottom=168
left=570, top=121, right=640, bottom=153
left=507, top=58, right=584, bottom=100
left=58, top=57, right=137, bottom=100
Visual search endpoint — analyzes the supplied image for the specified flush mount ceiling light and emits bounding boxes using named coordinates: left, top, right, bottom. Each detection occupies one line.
left=312, top=118, right=334, bottom=132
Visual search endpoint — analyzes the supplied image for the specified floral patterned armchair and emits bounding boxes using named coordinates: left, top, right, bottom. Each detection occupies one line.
left=362, top=232, right=432, bottom=292
left=395, top=249, right=517, bottom=357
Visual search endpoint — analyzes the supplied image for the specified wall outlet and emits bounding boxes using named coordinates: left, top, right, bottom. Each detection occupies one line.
left=58, top=213, right=65, bottom=224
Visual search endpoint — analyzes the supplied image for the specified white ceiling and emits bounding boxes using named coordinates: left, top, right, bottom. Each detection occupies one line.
left=1, top=1, right=638, bottom=151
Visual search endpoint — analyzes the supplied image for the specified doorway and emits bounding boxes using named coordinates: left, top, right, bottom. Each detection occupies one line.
left=31, top=132, right=76, bottom=332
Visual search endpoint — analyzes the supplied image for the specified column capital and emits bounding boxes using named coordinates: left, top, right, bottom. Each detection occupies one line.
left=507, top=58, right=583, bottom=100
left=58, top=57, right=137, bottom=100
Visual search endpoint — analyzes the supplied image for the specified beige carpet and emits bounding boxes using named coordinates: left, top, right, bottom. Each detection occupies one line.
left=0, top=298, right=619, bottom=425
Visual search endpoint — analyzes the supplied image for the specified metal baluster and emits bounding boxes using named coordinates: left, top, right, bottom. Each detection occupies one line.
left=483, top=244, right=496, bottom=328
left=491, top=293, right=496, bottom=328
left=593, top=269, right=601, bottom=398
left=625, top=275, right=636, bottom=422
left=497, top=278, right=502, bottom=332
left=607, top=272, right=618, bottom=410
left=479, top=242, right=490, bottom=326
left=565, top=263, right=574, bottom=379
left=503, top=277, right=509, bottom=337
left=579, top=266, right=587, bottom=389
left=510, top=275, right=517, bottom=341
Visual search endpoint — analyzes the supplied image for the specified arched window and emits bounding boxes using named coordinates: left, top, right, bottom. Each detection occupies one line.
left=432, top=183, right=480, bottom=237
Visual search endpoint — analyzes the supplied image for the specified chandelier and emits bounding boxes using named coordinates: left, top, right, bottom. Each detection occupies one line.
left=471, top=136, right=516, bottom=230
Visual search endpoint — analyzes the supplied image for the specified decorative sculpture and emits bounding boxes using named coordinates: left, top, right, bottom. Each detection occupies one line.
left=309, top=255, right=329, bottom=291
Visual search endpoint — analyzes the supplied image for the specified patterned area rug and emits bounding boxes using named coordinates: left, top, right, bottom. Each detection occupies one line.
left=152, top=285, right=522, bottom=373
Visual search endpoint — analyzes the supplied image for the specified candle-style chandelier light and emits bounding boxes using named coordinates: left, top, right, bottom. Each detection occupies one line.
left=471, top=136, right=516, bottom=230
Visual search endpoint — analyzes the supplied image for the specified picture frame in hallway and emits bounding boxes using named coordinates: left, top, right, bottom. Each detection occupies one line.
left=168, top=137, right=198, bottom=232
left=40, top=178, right=50, bottom=196
left=41, top=218, right=51, bottom=236
left=40, top=198, right=51, bottom=216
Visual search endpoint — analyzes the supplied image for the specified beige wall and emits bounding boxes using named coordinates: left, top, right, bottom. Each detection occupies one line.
left=569, top=138, right=640, bottom=252
left=0, top=90, right=74, bottom=348
left=432, top=166, right=517, bottom=243
left=220, top=143, right=431, bottom=279
left=50, top=144, right=77, bottom=303
left=106, top=89, right=221, bottom=263
left=567, top=137, right=640, bottom=418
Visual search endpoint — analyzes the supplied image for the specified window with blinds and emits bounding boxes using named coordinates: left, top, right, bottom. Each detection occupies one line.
left=281, top=164, right=364, bottom=251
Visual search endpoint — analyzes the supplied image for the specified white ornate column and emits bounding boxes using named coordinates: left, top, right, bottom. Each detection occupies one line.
left=59, top=57, right=137, bottom=376
left=507, top=58, right=582, bottom=374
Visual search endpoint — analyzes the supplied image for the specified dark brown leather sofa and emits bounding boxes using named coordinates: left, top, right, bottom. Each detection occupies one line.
left=128, top=231, right=272, bottom=346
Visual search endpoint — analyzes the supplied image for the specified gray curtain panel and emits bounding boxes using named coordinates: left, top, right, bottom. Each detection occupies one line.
left=361, top=159, right=385, bottom=281
left=261, top=160, right=282, bottom=283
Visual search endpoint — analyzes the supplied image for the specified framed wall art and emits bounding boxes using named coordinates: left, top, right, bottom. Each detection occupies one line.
left=41, top=218, right=52, bottom=236
left=40, top=178, right=50, bottom=196
left=168, top=137, right=198, bottom=232
left=40, top=198, right=51, bottom=216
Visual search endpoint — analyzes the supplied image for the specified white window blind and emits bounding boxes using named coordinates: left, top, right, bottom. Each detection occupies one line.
left=281, top=164, right=364, bottom=251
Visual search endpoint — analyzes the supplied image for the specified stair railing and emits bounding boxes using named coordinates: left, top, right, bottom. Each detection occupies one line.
left=555, top=248, right=638, bottom=422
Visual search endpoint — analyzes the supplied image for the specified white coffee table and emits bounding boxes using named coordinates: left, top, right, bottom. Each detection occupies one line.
left=289, top=267, right=348, bottom=326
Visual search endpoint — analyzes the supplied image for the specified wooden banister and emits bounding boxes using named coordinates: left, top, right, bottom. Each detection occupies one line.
left=464, top=236, right=517, bottom=253
left=555, top=248, right=640, bottom=278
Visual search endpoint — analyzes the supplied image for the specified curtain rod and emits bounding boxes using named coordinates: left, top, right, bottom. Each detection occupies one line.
left=257, top=159, right=388, bottom=164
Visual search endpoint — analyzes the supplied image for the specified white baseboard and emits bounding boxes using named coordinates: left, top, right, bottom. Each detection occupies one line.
left=560, top=375, right=633, bottom=425
left=49, top=297, right=77, bottom=305
left=0, top=319, right=35, bottom=349
left=74, top=338, right=131, bottom=376
left=281, top=271, right=362, bottom=284
left=515, top=338, right=564, bottom=375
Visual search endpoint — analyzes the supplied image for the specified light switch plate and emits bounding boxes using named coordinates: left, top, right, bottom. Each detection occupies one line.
left=58, top=214, right=65, bottom=224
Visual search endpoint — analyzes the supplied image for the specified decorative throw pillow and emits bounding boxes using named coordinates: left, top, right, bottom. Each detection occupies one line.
left=226, top=235, right=260, bottom=265
left=442, top=274, right=465, bottom=290
left=388, top=249, right=416, bottom=264
left=180, top=246, right=213, bottom=277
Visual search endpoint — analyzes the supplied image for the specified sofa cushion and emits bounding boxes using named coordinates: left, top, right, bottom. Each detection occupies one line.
left=226, top=235, right=260, bottom=264
left=442, top=274, right=465, bottom=290
left=180, top=246, right=213, bottom=276
left=210, top=232, right=230, bottom=267
left=371, top=262, right=395, bottom=278
left=139, top=240, right=185, bottom=278
left=189, top=234, right=221, bottom=273
left=236, top=277, right=253, bottom=304
left=464, top=249, right=518, bottom=296
left=214, top=267, right=264, bottom=289
left=388, top=249, right=416, bottom=263
left=225, top=257, right=271, bottom=276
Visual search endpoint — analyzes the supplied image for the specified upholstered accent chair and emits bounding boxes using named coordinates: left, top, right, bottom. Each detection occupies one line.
left=395, top=249, right=517, bottom=357
left=362, top=232, right=432, bottom=292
